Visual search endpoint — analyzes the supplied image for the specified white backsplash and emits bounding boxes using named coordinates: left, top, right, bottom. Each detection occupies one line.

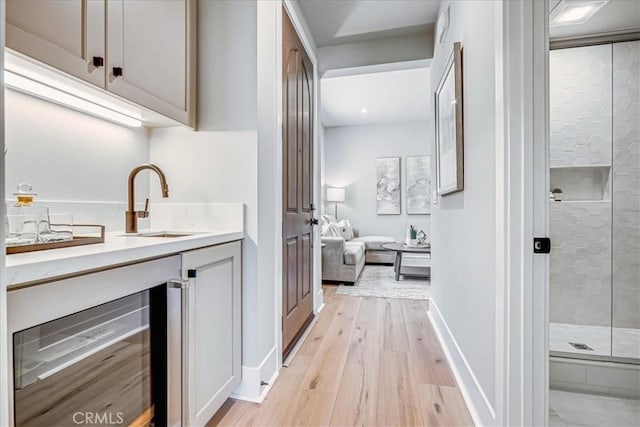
left=2, top=200, right=247, bottom=234
left=4, top=200, right=145, bottom=232
left=149, top=202, right=244, bottom=232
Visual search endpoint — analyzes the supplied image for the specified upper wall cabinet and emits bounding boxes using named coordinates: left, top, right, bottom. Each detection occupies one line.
left=106, top=0, right=193, bottom=126
left=6, top=0, right=106, bottom=87
left=6, top=0, right=195, bottom=127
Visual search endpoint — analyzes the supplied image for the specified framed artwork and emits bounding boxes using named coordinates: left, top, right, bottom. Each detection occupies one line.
left=435, top=41, right=464, bottom=196
left=406, top=155, right=431, bottom=215
left=376, top=157, right=401, bottom=215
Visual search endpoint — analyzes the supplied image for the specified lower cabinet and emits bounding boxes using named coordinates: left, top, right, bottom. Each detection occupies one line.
left=181, top=241, right=242, bottom=425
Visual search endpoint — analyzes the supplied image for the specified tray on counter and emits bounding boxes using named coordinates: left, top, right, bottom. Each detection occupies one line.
left=6, top=224, right=105, bottom=255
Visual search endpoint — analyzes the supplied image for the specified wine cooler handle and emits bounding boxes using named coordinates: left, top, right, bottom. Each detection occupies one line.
left=168, top=279, right=190, bottom=426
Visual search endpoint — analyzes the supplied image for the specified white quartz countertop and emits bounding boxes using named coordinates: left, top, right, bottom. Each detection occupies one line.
left=5, top=229, right=243, bottom=289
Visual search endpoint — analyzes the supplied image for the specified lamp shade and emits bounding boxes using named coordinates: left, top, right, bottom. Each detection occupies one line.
left=326, top=187, right=345, bottom=202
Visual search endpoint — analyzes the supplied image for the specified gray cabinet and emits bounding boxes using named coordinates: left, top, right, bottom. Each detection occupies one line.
left=106, top=0, right=195, bottom=126
left=6, top=0, right=195, bottom=126
left=181, top=241, right=242, bottom=425
left=6, top=0, right=105, bottom=87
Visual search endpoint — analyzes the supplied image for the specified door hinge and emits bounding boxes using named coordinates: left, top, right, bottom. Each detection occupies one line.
left=310, top=202, right=316, bottom=212
left=533, top=237, right=551, bottom=254
left=281, top=316, right=284, bottom=332
left=187, top=269, right=197, bottom=278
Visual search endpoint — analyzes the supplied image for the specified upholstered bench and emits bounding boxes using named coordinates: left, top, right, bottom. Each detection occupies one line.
left=351, top=235, right=396, bottom=264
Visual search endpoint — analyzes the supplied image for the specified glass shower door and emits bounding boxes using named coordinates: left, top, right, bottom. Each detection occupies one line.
left=550, top=40, right=640, bottom=363
left=611, top=40, right=640, bottom=361
left=549, top=43, right=613, bottom=359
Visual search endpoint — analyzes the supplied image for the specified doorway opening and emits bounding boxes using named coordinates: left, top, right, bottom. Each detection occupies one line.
left=546, top=1, right=640, bottom=424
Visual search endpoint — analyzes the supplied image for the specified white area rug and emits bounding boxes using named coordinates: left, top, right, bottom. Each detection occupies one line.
left=336, top=265, right=430, bottom=300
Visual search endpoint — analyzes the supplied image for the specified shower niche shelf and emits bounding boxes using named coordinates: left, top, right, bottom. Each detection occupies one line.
left=550, top=165, right=611, bottom=202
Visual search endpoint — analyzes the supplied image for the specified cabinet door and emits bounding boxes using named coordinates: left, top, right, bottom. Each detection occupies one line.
left=106, top=0, right=195, bottom=126
left=6, top=0, right=105, bottom=87
left=182, top=241, right=242, bottom=426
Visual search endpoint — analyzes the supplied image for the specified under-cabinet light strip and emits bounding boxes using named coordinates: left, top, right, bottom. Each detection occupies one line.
left=3, top=70, right=142, bottom=128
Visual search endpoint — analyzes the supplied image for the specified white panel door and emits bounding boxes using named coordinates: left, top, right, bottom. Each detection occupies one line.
left=182, top=241, right=242, bottom=426
left=107, top=0, right=193, bottom=126
left=6, top=0, right=105, bottom=87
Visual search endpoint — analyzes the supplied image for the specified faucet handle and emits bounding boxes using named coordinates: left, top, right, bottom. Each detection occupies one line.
left=137, top=198, right=150, bottom=218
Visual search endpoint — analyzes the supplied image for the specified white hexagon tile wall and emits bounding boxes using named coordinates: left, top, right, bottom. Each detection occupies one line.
left=550, top=44, right=612, bottom=168
left=550, top=201, right=612, bottom=327
left=550, top=44, right=613, bottom=330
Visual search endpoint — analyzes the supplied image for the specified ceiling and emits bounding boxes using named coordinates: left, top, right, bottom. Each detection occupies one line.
left=549, top=0, right=640, bottom=39
left=321, top=67, right=430, bottom=127
left=298, top=0, right=440, bottom=47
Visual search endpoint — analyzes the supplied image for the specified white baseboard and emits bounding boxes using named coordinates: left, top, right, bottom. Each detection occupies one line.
left=231, top=370, right=280, bottom=404
left=428, top=299, right=495, bottom=426
left=314, top=288, right=324, bottom=313
left=231, top=346, right=279, bottom=403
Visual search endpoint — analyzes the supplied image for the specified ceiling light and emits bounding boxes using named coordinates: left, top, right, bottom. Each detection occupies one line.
left=4, top=70, right=142, bottom=127
left=550, top=0, right=609, bottom=27
left=360, top=108, right=368, bottom=114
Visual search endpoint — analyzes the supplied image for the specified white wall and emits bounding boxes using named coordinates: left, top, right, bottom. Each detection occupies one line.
left=324, top=122, right=430, bottom=241
left=429, top=1, right=500, bottom=424
left=4, top=89, right=150, bottom=229
left=198, top=0, right=257, bottom=131
left=149, top=127, right=259, bottom=363
left=318, top=32, right=434, bottom=75
left=255, top=0, right=280, bottom=382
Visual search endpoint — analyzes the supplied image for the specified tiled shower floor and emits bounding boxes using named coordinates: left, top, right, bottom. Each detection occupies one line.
left=550, top=322, right=640, bottom=359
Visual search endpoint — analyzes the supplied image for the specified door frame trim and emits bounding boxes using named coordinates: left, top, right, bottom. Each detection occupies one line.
left=496, top=1, right=549, bottom=425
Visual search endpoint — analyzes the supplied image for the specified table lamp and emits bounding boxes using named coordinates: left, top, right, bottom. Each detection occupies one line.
left=326, top=188, right=345, bottom=219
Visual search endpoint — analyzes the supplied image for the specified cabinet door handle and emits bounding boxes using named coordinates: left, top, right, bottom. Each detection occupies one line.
left=92, top=56, right=104, bottom=68
left=112, top=67, right=123, bottom=77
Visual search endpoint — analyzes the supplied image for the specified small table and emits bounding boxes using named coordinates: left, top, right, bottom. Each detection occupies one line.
left=382, top=243, right=431, bottom=281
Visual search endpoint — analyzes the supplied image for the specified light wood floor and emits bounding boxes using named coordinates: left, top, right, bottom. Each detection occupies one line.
left=208, top=285, right=474, bottom=427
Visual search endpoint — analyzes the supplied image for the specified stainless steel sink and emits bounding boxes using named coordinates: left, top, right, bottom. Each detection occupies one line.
left=119, top=231, right=201, bottom=238
left=141, top=232, right=192, bottom=238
